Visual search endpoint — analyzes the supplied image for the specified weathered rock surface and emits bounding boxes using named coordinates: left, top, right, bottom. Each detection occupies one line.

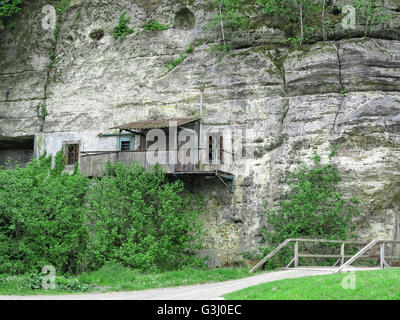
left=0, top=0, right=399, bottom=266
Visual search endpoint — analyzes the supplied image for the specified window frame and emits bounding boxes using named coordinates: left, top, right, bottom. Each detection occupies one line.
left=63, top=141, right=81, bottom=166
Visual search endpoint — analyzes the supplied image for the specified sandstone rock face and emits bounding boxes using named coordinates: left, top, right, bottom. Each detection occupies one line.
left=0, top=0, right=399, bottom=266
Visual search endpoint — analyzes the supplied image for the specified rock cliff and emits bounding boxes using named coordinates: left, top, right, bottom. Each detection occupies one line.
left=1, top=0, right=399, bottom=266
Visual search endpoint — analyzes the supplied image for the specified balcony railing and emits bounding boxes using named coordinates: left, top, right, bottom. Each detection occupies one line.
left=80, top=149, right=233, bottom=177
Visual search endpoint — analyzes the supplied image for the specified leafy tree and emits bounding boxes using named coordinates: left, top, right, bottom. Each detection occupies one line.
left=257, top=0, right=326, bottom=44
left=260, top=149, right=361, bottom=268
left=0, top=152, right=89, bottom=275
left=84, top=162, right=205, bottom=272
left=207, top=0, right=250, bottom=45
left=255, top=0, right=392, bottom=43
left=352, top=0, right=391, bottom=36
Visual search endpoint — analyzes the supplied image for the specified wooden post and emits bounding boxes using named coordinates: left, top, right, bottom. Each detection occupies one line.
left=294, top=241, right=299, bottom=268
left=392, top=213, right=400, bottom=262
left=341, top=242, right=345, bottom=265
left=380, top=243, right=385, bottom=269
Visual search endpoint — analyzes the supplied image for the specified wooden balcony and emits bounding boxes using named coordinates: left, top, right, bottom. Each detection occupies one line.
left=80, top=150, right=229, bottom=177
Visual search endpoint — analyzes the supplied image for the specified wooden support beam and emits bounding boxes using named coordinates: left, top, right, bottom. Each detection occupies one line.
left=333, top=258, right=341, bottom=267
left=294, top=241, right=299, bottom=268
left=249, top=239, right=291, bottom=273
left=286, top=257, right=295, bottom=268
left=335, top=239, right=378, bottom=273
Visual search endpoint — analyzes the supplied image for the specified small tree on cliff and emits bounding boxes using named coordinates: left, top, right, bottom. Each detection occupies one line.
left=260, top=148, right=361, bottom=268
left=207, top=0, right=249, bottom=45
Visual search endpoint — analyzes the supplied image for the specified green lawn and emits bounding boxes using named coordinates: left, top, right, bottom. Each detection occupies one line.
left=224, top=268, right=400, bottom=300
left=0, top=263, right=257, bottom=295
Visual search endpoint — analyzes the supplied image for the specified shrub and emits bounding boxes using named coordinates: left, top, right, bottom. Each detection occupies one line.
left=113, top=11, right=134, bottom=42
left=142, top=20, right=168, bottom=32
left=0, top=152, right=90, bottom=275
left=260, top=149, right=361, bottom=269
left=84, top=162, right=205, bottom=272
left=0, top=0, right=23, bottom=18
left=22, top=272, right=93, bottom=292
left=0, top=0, right=24, bottom=29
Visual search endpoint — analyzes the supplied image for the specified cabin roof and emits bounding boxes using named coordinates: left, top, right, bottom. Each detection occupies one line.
left=111, top=118, right=200, bottom=130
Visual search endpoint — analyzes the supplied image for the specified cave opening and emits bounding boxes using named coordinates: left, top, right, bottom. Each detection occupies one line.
left=173, top=8, right=196, bottom=30
left=0, top=135, right=35, bottom=168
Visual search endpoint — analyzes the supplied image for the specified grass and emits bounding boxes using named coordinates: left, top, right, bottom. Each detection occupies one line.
left=0, top=263, right=257, bottom=296
left=224, top=268, right=400, bottom=300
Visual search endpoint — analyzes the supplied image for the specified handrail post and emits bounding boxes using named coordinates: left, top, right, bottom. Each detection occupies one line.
left=294, top=241, right=299, bottom=268
left=380, top=243, right=385, bottom=269
left=340, top=242, right=345, bottom=266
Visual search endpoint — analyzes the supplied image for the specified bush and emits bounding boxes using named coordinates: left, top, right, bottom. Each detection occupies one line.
left=0, top=0, right=24, bottom=28
left=22, top=272, right=93, bottom=292
left=142, top=20, right=168, bottom=32
left=0, top=152, right=89, bottom=275
left=0, top=155, right=205, bottom=275
left=84, top=162, right=206, bottom=272
left=0, top=0, right=23, bottom=18
left=260, top=149, right=361, bottom=269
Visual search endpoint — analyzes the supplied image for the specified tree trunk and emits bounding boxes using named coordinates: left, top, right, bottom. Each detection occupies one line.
left=300, top=1, right=304, bottom=44
left=219, top=3, right=227, bottom=46
left=322, top=0, right=327, bottom=41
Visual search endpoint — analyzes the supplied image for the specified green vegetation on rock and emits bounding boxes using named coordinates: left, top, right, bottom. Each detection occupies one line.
left=142, top=19, right=169, bottom=32
left=164, top=44, right=196, bottom=71
left=205, top=0, right=392, bottom=46
left=35, top=102, right=48, bottom=120
left=165, top=52, right=187, bottom=71
left=113, top=11, right=134, bottom=42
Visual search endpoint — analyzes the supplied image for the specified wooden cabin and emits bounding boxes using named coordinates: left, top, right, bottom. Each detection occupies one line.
left=79, top=117, right=235, bottom=192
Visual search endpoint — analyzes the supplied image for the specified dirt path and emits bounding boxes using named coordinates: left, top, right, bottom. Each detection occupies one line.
left=0, top=267, right=377, bottom=300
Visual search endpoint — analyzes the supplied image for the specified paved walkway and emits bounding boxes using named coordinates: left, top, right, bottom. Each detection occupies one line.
left=0, top=267, right=378, bottom=300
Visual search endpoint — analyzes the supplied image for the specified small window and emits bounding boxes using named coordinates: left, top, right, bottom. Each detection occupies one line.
left=121, top=141, right=131, bottom=151
left=208, top=135, right=224, bottom=164
left=66, top=144, right=79, bottom=165
left=209, top=136, right=213, bottom=162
